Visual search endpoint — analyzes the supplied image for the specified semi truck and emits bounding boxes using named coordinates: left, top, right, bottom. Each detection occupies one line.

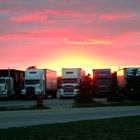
left=93, top=69, right=112, bottom=97
left=0, top=69, right=24, bottom=99
left=117, top=67, right=140, bottom=95
left=21, top=68, right=57, bottom=98
left=57, top=68, right=86, bottom=98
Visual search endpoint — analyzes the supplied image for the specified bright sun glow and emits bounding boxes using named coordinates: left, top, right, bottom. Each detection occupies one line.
left=38, top=55, right=110, bottom=76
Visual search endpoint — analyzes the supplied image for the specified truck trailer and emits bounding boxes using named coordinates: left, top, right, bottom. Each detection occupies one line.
left=0, top=69, right=24, bottom=99
left=21, top=68, right=57, bottom=98
left=57, top=68, right=86, bottom=98
left=117, top=67, right=140, bottom=95
left=93, top=69, right=112, bottom=97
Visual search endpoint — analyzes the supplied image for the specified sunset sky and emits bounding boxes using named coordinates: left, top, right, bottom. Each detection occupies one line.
left=0, top=0, right=140, bottom=75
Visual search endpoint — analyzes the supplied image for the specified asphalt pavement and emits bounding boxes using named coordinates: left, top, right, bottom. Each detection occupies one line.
left=0, top=106, right=140, bottom=129
left=0, top=98, right=74, bottom=109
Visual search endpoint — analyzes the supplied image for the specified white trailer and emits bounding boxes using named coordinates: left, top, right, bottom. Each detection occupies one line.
left=57, top=68, right=86, bottom=98
left=0, top=77, right=14, bottom=99
left=21, top=69, right=57, bottom=98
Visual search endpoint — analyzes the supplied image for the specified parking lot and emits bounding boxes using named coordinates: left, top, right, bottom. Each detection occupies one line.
left=0, top=98, right=108, bottom=109
left=0, top=98, right=74, bottom=109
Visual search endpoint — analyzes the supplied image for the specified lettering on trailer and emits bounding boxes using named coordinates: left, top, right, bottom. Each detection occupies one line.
left=99, top=73, right=108, bottom=76
left=66, top=72, right=74, bottom=74
left=29, top=72, right=37, bottom=74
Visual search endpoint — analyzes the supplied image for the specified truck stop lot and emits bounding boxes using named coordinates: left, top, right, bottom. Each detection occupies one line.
left=0, top=98, right=74, bottom=109
left=0, top=98, right=108, bottom=109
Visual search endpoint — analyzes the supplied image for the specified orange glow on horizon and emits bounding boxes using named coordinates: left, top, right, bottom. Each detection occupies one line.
left=38, top=54, right=126, bottom=77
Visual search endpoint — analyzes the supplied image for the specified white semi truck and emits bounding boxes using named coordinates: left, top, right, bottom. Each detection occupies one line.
left=0, top=69, right=25, bottom=99
left=0, top=77, right=14, bottom=99
left=21, top=68, right=57, bottom=98
left=57, top=68, right=86, bottom=98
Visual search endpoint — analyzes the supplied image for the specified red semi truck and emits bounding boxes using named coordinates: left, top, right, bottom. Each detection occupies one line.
left=93, top=69, right=112, bottom=97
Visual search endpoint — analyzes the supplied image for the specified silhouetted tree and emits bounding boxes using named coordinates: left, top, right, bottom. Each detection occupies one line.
left=26, top=66, right=37, bottom=70
left=127, top=68, right=140, bottom=100
left=107, top=72, right=124, bottom=101
left=75, top=74, right=94, bottom=103
left=57, top=76, right=62, bottom=89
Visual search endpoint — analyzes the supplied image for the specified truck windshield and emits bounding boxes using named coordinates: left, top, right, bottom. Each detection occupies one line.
left=25, top=80, right=40, bottom=85
left=61, top=78, right=78, bottom=83
left=0, top=79, right=5, bottom=83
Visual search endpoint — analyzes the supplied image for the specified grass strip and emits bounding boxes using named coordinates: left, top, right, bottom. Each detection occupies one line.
left=0, top=115, right=140, bottom=140
left=73, top=101, right=140, bottom=108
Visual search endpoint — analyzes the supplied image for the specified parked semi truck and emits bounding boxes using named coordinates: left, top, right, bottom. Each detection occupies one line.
left=57, top=68, right=86, bottom=98
left=93, top=69, right=112, bottom=97
left=117, top=67, right=140, bottom=93
left=21, top=68, right=57, bottom=98
left=0, top=69, right=24, bottom=99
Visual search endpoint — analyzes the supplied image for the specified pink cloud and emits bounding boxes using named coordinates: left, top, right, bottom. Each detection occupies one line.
left=0, top=28, right=74, bottom=41
left=10, top=15, right=48, bottom=22
left=0, top=34, right=31, bottom=41
left=8, top=9, right=96, bottom=24
left=0, top=9, right=11, bottom=13
left=63, top=10, right=96, bottom=17
left=122, top=31, right=140, bottom=37
left=100, top=13, right=136, bottom=20
left=33, top=10, right=96, bottom=22
left=64, top=37, right=113, bottom=45
left=116, top=31, right=140, bottom=44
left=28, top=9, right=96, bottom=18
left=34, top=9, right=61, bottom=15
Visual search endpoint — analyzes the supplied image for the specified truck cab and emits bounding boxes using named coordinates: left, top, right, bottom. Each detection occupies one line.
left=57, top=68, right=85, bottom=98
left=21, top=69, right=45, bottom=98
left=0, top=77, right=14, bottom=99
left=58, top=78, right=80, bottom=97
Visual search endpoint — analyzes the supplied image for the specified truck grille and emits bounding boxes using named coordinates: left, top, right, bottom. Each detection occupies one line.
left=26, top=86, right=35, bottom=97
left=64, top=85, right=74, bottom=92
